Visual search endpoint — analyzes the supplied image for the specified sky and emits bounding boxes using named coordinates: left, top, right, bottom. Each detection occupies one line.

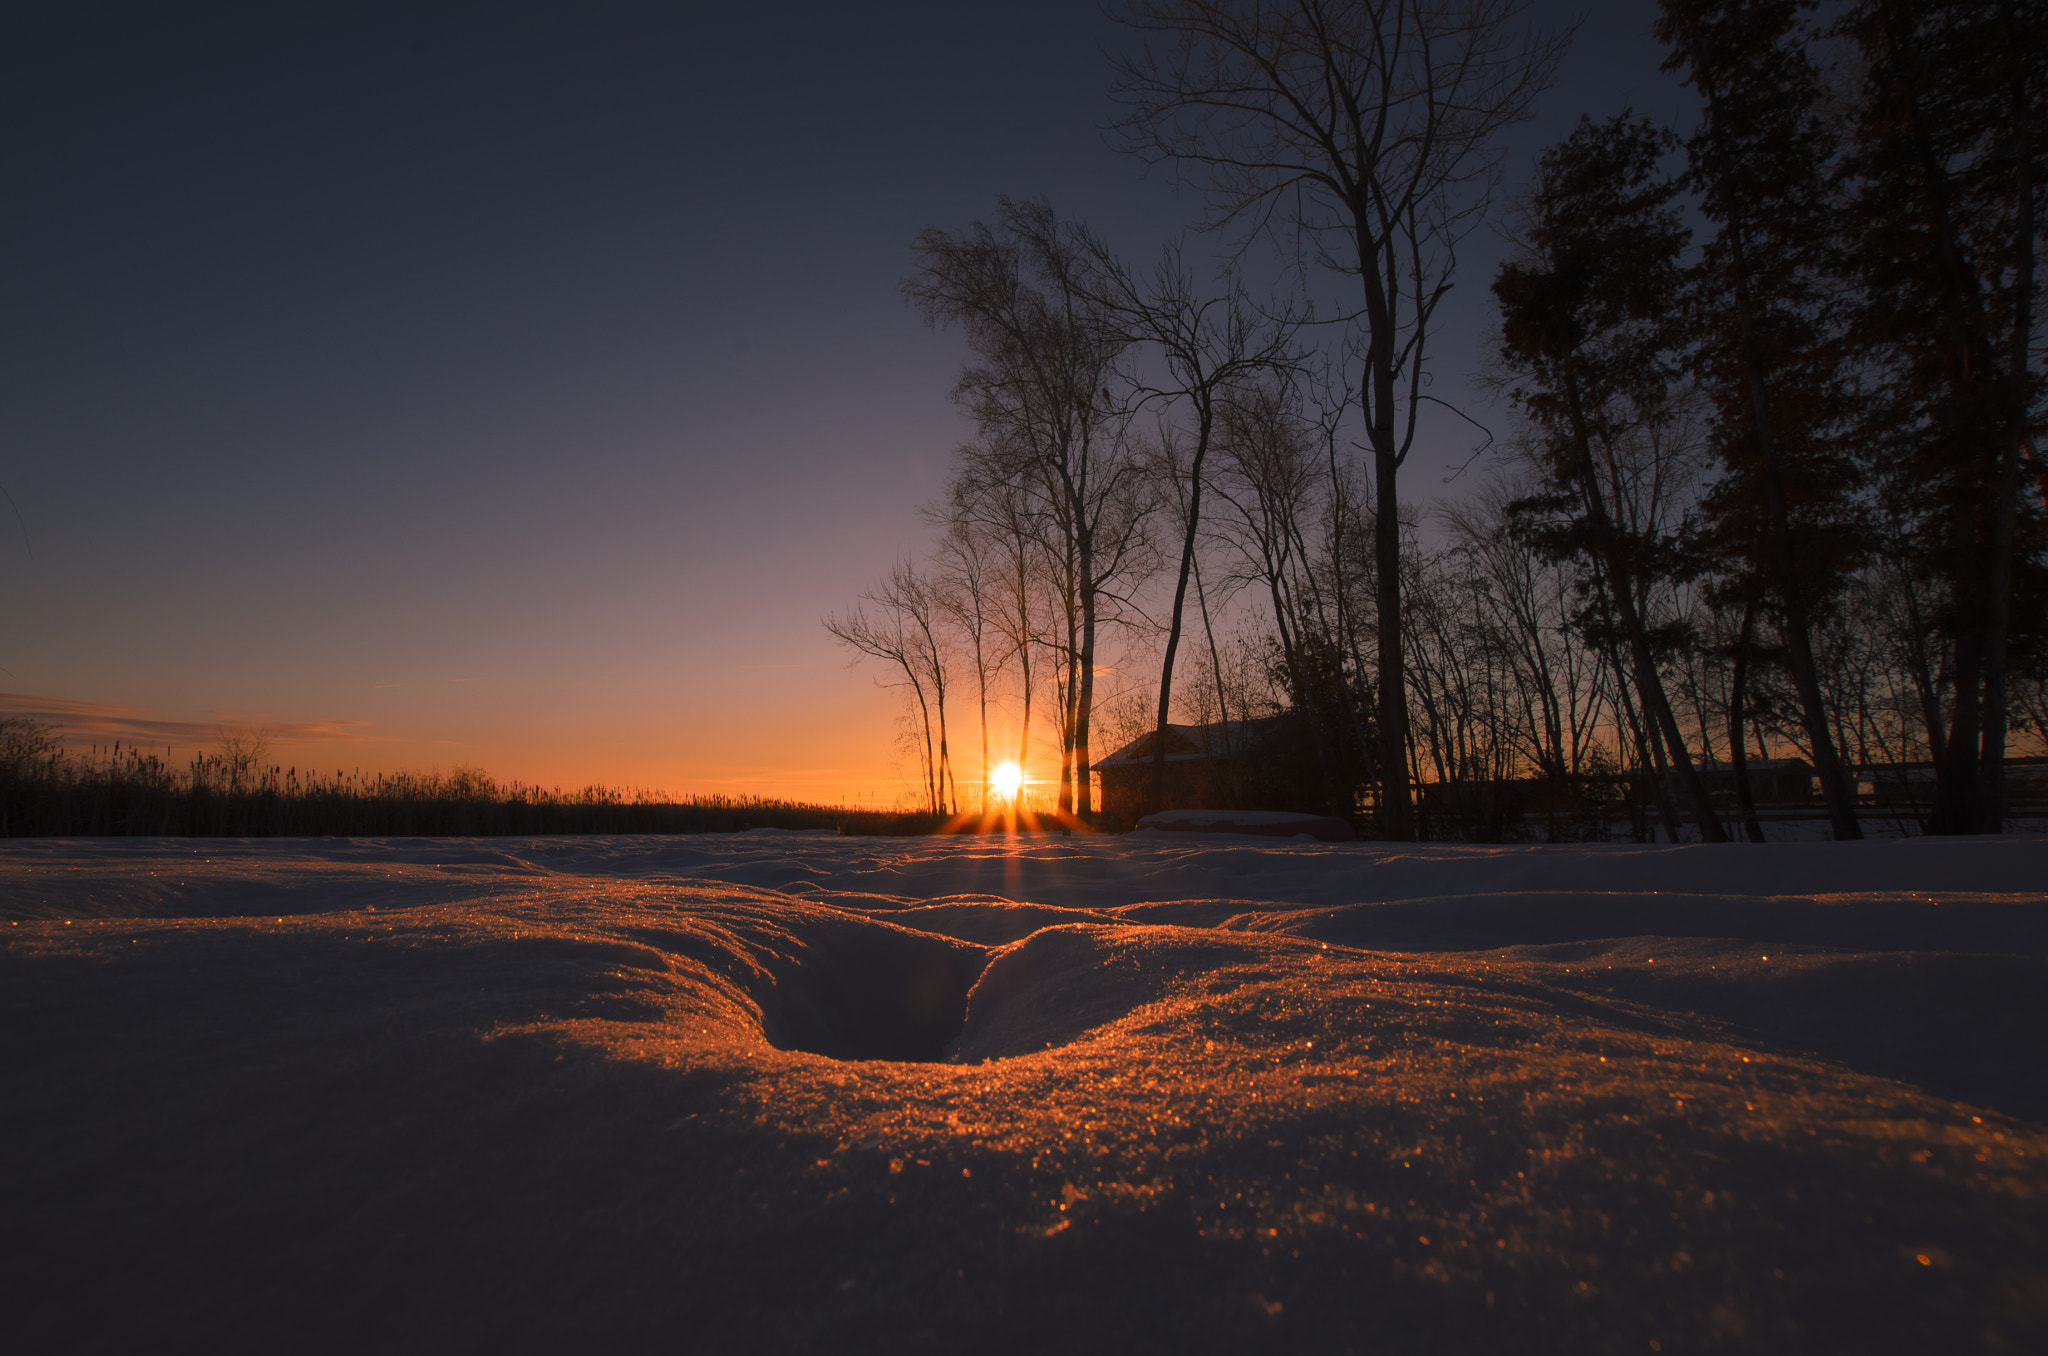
left=1, top=1, right=1690, bottom=805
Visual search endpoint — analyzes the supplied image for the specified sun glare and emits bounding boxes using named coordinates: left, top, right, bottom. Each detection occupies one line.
left=990, top=761, right=1024, bottom=800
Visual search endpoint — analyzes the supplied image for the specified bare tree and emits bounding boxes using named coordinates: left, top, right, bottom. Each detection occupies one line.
left=1208, top=379, right=1372, bottom=810
left=824, top=561, right=958, bottom=815
left=1440, top=477, right=1612, bottom=785
left=908, top=200, right=1152, bottom=816
left=1083, top=241, right=1301, bottom=814
left=928, top=515, right=1001, bottom=814
left=949, top=461, right=1050, bottom=780
left=1111, top=0, right=1567, bottom=838
left=214, top=724, right=272, bottom=795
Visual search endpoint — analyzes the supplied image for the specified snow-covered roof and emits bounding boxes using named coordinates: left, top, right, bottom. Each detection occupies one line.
left=1090, top=717, right=1282, bottom=772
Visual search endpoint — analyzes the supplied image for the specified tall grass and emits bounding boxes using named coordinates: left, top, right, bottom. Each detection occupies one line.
left=0, top=720, right=932, bottom=838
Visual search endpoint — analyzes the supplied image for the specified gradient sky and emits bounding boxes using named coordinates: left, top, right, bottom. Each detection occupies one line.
left=2, top=1, right=1689, bottom=804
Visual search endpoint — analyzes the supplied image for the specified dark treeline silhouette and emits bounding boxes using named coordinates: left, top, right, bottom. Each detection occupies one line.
left=834, top=0, right=2044, bottom=841
left=0, top=720, right=928, bottom=838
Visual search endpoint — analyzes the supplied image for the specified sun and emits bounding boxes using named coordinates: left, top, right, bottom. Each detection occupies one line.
left=990, top=761, right=1024, bottom=801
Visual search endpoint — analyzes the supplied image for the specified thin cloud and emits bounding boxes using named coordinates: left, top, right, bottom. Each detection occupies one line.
left=0, top=693, right=383, bottom=747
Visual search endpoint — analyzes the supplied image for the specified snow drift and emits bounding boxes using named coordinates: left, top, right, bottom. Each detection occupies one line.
left=3, top=831, right=2043, bottom=1353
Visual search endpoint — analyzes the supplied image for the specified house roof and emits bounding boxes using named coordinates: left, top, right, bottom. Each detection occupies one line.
left=1089, top=718, right=1282, bottom=772
left=1691, top=759, right=1814, bottom=773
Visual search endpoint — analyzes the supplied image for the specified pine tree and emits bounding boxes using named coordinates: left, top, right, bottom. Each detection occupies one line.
left=1493, top=114, right=1730, bottom=842
left=1837, top=0, right=2047, bottom=833
left=1656, top=0, right=1867, bottom=839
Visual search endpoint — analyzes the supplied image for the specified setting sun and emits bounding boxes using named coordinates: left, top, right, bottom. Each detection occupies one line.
left=990, top=761, right=1024, bottom=800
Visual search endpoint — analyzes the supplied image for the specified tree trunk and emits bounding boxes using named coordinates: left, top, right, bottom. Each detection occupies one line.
left=1059, top=587, right=1080, bottom=815
left=1940, top=625, right=1985, bottom=833
left=1896, top=559, right=1949, bottom=772
left=1608, top=643, right=1674, bottom=842
left=977, top=663, right=990, bottom=818
left=1639, top=686, right=1685, bottom=843
left=910, top=678, right=938, bottom=815
left=1153, top=403, right=1214, bottom=817
left=1076, top=573, right=1098, bottom=821
left=933, top=675, right=955, bottom=817
left=1977, top=20, right=2034, bottom=833
left=1722, top=218, right=1863, bottom=840
left=1373, top=444, right=1412, bottom=838
left=1359, top=218, right=1414, bottom=842
left=1729, top=603, right=1768, bottom=843
left=1016, top=638, right=1033, bottom=792
left=1562, top=360, right=1728, bottom=842
left=1193, top=551, right=1236, bottom=803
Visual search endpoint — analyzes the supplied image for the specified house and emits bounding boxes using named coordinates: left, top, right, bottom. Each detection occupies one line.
left=1690, top=758, right=1816, bottom=803
left=1089, top=717, right=1293, bottom=824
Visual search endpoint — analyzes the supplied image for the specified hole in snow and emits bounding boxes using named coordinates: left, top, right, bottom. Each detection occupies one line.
left=744, top=919, right=989, bottom=1064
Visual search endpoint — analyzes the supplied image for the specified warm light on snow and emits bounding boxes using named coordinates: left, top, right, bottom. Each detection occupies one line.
left=5, top=832, right=2042, bottom=1349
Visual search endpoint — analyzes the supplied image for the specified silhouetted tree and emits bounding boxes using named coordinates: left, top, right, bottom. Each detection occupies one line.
left=1657, top=0, right=1865, bottom=840
left=1438, top=478, right=1614, bottom=796
left=1492, top=114, right=1730, bottom=841
left=948, top=461, right=1051, bottom=780
left=908, top=200, right=1153, bottom=817
left=1208, top=379, right=1376, bottom=813
left=1081, top=241, right=1300, bottom=814
left=929, top=516, right=1001, bottom=814
left=1111, top=0, right=1566, bottom=838
left=824, top=561, right=958, bottom=815
left=1836, top=0, right=2047, bottom=832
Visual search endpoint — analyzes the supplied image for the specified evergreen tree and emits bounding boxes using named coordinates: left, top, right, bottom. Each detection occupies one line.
left=1656, top=0, right=1867, bottom=840
left=1493, top=114, right=1730, bottom=842
left=1838, top=0, right=2047, bottom=833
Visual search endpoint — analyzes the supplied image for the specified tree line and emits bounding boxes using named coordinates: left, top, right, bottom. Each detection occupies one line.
left=828, top=0, right=2045, bottom=840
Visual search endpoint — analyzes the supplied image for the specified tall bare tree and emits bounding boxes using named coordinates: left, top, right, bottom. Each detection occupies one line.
left=1111, top=0, right=1566, bottom=838
left=951, top=461, right=1050, bottom=780
left=1208, top=379, right=1374, bottom=810
left=1083, top=242, right=1301, bottom=814
left=908, top=200, right=1151, bottom=816
left=929, top=516, right=1001, bottom=814
left=1439, top=477, right=1613, bottom=791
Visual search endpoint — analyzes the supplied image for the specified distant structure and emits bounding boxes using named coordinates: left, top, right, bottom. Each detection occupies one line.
left=1090, top=717, right=1292, bottom=824
left=1412, top=758, right=1818, bottom=842
left=1691, top=758, right=1817, bottom=804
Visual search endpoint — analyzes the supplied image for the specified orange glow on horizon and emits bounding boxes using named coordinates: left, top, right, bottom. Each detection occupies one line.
left=5, top=683, right=1099, bottom=812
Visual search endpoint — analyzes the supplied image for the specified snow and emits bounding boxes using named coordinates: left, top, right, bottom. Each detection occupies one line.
left=15, top=827, right=2032, bottom=917
left=4, top=831, right=2045, bottom=1351
left=1134, top=808, right=1357, bottom=839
